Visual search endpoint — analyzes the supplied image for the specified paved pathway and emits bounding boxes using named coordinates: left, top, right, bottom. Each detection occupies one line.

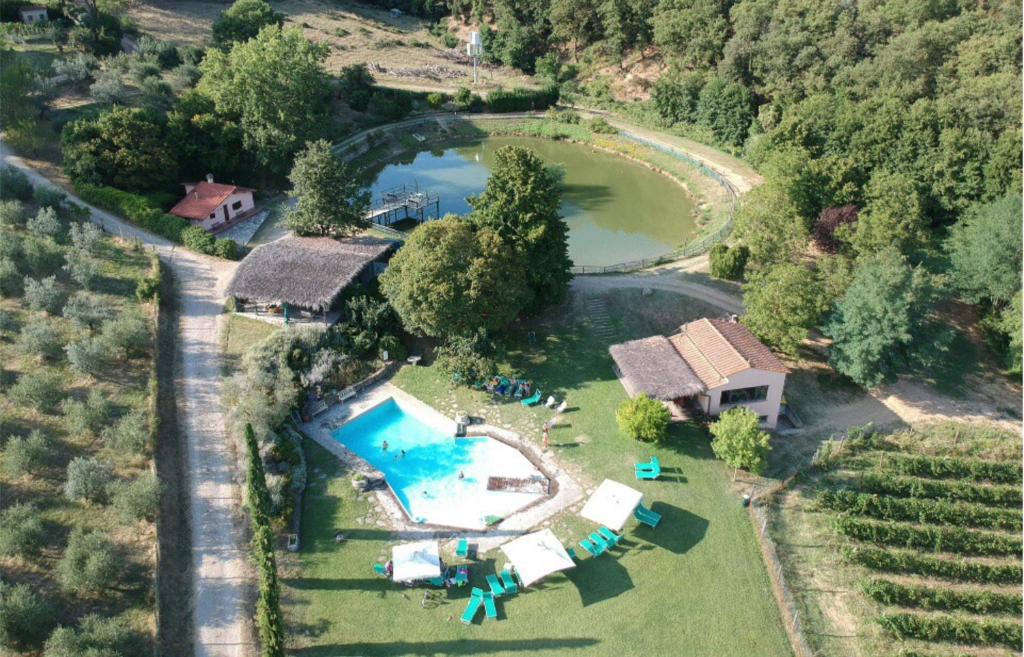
left=0, top=143, right=251, bottom=657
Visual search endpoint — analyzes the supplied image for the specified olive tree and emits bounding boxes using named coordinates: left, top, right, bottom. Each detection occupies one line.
left=57, top=528, right=120, bottom=596
left=0, top=503, right=46, bottom=557
left=63, top=457, right=113, bottom=504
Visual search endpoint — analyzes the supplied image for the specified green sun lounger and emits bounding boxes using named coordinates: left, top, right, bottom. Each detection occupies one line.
left=373, top=563, right=388, bottom=577
left=589, top=532, right=610, bottom=551
left=566, top=546, right=578, bottom=560
left=456, top=538, right=469, bottom=558
left=520, top=390, right=542, bottom=406
left=454, top=566, right=468, bottom=587
left=579, top=538, right=601, bottom=557
left=483, top=591, right=498, bottom=620
left=634, top=504, right=662, bottom=528
left=500, top=569, right=518, bottom=595
left=598, top=526, right=621, bottom=546
left=461, top=588, right=484, bottom=624
left=485, top=574, right=505, bottom=596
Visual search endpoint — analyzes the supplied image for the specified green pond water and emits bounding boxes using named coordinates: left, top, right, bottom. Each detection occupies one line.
left=257, top=137, right=696, bottom=266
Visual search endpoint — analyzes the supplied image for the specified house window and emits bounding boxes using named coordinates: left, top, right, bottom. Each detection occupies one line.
left=758, top=415, right=769, bottom=424
left=231, top=200, right=243, bottom=211
left=209, top=212, right=216, bottom=219
left=720, top=386, right=769, bottom=405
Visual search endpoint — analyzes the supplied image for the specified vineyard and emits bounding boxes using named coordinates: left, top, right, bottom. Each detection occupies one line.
left=767, top=422, right=1023, bottom=657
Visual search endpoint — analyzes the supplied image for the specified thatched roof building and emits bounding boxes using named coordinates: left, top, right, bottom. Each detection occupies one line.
left=609, top=336, right=704, bottom=399
left=227, top=236, right=397, bottom=312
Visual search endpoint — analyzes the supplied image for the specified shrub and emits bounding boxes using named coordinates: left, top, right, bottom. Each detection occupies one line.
left=878, top=453, right=1021, bottom=485
left=63, top=251, right=100, bottom=289
left=136, top=275, right=160, bottom=301
left=33, top=186, right=66, bottom=210
left=16, top=317, right=65, bottom=361
left=23, top=275, right=62, bottom=313
left=0, top=503, right=46, bottom=557
left=26, top=206, right=61, bottom=238
left=213, top=238, right=239, bottom=260
left=818, top=489, right=1021, bottom=531
left=51, top=52, right=99, bottom=82
left=0, top=199, right=26, bottom=226
left=101, top=409, right=149, bottom=454
left=42, top=614, right=145, bottom=657
left=0, top=308, right=17, bottom=334
left=63, top=457, right=114, bottom=504
left=22, top=237, right=64, bottom=277
left=0, top=583, right=54, bottom=651
left=0, top=166, right=32, bottom=201
left=834, top=515, right=1022, bottom=556
left=65, top=335, right=113, bottom=377
left=0, top=258, right=20, bottom=296
left=3, top=430, right=55, bottom=477
left=61, top=389, right=112, bottom=437
left=88, top=70, right=128, bottom=105
left=616, top=394, right=671, bottom=442
left=181, top=225, right=216, bottom=253
left=486, top=85, right=559, bottom=113
left=709, top=407, right=772, bottom=474
left=709, top=244, right=750, bottom=281
left=878, top=612, right=1021, bottom=649
left=63, top=292, right=108, bottom=330
left=138, top=35, right=181, bottom=69
left=864, top=578, right=1021, bottom=615
left=68, top=221, right=103, bottom=255
left=8, top=369, right=64, bottom=412
left=588, top=117, right=617, bottom=134
left=73, top=183, right=190, bottom=243
left=101, top=311, right=151, bottom=359
left=859, top=472, right=1021, bottom=508
left=426, top=92, right=445, bottom=108
left=57, top=527, right=120, bottom=596
left=435, top=331, right=498, bottom=385
left=843, top=545, right=1022, bottom=585
left=111, top=471, right=161, bottom=521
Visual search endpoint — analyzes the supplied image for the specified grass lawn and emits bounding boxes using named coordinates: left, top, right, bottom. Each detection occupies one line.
left=282, top=289, right=793, bottom=657
left=221, top=313, right=281, bottom=375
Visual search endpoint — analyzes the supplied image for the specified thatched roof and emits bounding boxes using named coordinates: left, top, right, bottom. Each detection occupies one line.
left=227, top=236, right=396, bottom=311
left=609, top=336, right=705, bottom=400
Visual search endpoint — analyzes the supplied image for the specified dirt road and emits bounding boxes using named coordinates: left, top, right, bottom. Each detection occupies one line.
left=1, top=144, right=252, bottom=657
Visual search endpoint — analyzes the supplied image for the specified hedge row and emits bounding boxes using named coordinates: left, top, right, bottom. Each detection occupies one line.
left=486, top=85, right=560, bottom=113
left=878, top=612, right=1022, bottom=649
left=818, top=490, right=1021, bottom=531
left=835, top=516, right=1022, bottom=556
left=859, top=472, right=1021, bottom=508
left=244, top=424, right=285, bottom=657
left=843, top=546, right=1022, bottom=585
left=75, top=183, right=239, bottom=259
left=864, top=579, right=1021, bottom=616
left=875, top=453, right=1021, bottom=485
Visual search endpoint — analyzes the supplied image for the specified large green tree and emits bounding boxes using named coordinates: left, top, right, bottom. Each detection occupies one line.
left=469, top=145, right=571, bottom=314
left=652, top=0, right=729, bottom=69
left=824, top=248, right=942, bottom=388
left=709, top=407, right=772, bottom=477
left=848, top=169, right=929, bottom=259
left=945, top=195, right=1023, bottom=306
left=549, top=0, right=601, bottom=61
left=733, top=182, right=809, bottom=271
left=742, top=262, right=824, bottom=357
left=166, top=91, right=250, bottom=184
left=198, top=26, right=330, bottom=175
left=284, top=140, right=369, bottom=237
left=60, top=107, right=178, bottom=192
left=379, top=216, right=529, bottom=339
left=212, top=0, right=284, bottom=49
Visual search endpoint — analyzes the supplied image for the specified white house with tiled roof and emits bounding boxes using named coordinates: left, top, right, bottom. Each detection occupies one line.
left=609, top=317, right=789, bottom=429
left=169, top=175, right=256, bottom=232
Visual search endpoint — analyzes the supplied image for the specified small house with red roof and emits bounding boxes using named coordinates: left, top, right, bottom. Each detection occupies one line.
left=609, top=317, right=789, bottom=429
left=169, top=175, right=256, bottom=232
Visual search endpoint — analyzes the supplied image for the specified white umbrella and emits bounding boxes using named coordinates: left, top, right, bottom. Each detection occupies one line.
left=500, top=528, right=575, bottom=587
left=391, top=540, right=441, bottom=582
left=579, top=479, right=643, bottom=531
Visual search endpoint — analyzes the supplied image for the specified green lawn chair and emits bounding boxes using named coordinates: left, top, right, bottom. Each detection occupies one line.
left=500, top=568, right=518, bottom=595
left=566, top=546, right=578, bottom=560
left=485, top=573, right=505, bottom=596
left=634, top=503, right=662, bottom=528
left=483, top=591, right=498, bottom=620
left=373, top=563, right=388, bottom=577
left=589, top=532, right=610, bottom=551
left=456, top=538, right=469, bottom=558
left=461, top=588, right=484, bottom=624
left=520, top=390, right=542, bottom=406
left=579, top=538, right=602, bottom=557
left=454, top=566, right=469, bottom=587
left=635, top=456, right=661, bottom=480
left=598, top=526, right=621, bottom=546
left=428, top=576, right=445, bottom=587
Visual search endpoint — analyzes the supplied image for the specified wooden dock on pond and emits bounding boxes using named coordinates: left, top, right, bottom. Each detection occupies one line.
left=366, top=184, right=441, bottom=226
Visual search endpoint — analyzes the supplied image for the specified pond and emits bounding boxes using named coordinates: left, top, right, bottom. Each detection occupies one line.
left=367, top=136, right=697, bottom=267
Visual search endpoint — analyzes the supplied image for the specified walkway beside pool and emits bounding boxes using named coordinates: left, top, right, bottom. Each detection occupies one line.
left=299, top=379, right=584, bottom=552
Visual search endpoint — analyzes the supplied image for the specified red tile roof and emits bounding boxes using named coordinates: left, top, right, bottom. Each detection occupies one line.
left=169, top=181, right=254, bottom=221
left=671, top=318, right=788, bottom=388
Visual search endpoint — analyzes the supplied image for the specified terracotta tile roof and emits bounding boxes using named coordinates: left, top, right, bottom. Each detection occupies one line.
left=169, top=181, right=255, bottom=221
left=669, top=318, right=787, bottom=388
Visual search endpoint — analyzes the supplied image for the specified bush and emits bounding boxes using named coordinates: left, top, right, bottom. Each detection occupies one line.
left=23, top=275, right=62, bottom=313
left=63, top=457, right=114, bottom=504
left=859, top=471, right=1021, bottom=508
left=864, top=578, right=1021, bottom=615
left=435, top=331, right=498, bottom=385
left=51, top=52, right=99, bottom=82
left=0, top=503, right=46, bottom=557
left=181, top=224, right=216, bottom=253
left=843, top=545, right=1022, bottom=585
left=63, top=251, right=100, bottom=289
left=63, top=291, right=108, bottom=330
left=57, top=527, right=120, bottom=596
left=68, top=221, right=103, bottom=255
left=0, top=166, right=32, bottom=201
left=61, top=389, right=112, bottom=437
left=101, top=311, right=151, bottom=359
left=709, top=407, right=772, bottom=474
left=588, top=117, right=617, bottom=134
left=616, top=394, right=671, bottom=442
left=65, top=335, right=113, bottom=377
left=486, top=85, right=559, bottom=113
left=834, top=515, right=1022, bottom=556
left=42, top=614, right=145, bottom=657
left=16, top=317, right=65, bottom=361
left=878, top=612, right=1021, bottom=649
left=33, top=186, right=67, bottom=210
left=0, top=583, right=54, bottom=651
left=426, top=92, right=445, bottom=108
left=818, top=489, right=1021, bottom=531
left=213, top=238, right=239, bottom=260
left=74, top=183, right=190, bottom=243
left=2, top=430, right=55, bottom=477
left=709, top=244, right=750, bottom=281
left=101, top=409, right=149, bottom=454
left=0, top=199, right=26, bottom=226
left=26, top=206, right=61, bottom=238
left=879, top=453, right=1021, bottom=485
left=8, top=369, right=64, bottom=412
left=111, top=471, right=161, bottom=521
left=0, top=257, right=20, bottom=296
left=22, top=237, right=64, bottom=277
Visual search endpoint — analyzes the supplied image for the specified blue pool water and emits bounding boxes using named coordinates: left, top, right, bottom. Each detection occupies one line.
left=331, top=398, right=545, bottom=529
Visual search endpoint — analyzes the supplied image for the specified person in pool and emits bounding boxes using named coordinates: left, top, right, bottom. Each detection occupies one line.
left=382, top=440, right=389, bottom=451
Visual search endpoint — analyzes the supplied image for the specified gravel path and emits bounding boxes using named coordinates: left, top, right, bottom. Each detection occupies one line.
left=1, top=143, right=251, bottom=657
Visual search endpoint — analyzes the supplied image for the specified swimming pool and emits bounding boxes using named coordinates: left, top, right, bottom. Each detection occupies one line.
left=331, top=398, right=547, bottom=529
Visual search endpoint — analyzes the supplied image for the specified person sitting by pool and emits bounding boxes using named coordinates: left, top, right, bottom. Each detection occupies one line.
left=382, top=440, right=389, bottom=451
left=385, top=560, right=393, bottom=577
left=458, top=470, right=465, bottom=480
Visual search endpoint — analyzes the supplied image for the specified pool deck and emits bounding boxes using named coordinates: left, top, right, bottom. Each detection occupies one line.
left=300, top=380, right=584, bottom=554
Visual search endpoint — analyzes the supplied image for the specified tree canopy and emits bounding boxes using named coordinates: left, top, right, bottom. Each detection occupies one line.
left=742, top=263, right=824, bottom=357
left=945, top=195, right=1023, bottom=306
left=709, top=407, right=771, bottom=475
left=284, top=140, right=370, bottom=237
left=212, top=0, right=284, bottom=49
